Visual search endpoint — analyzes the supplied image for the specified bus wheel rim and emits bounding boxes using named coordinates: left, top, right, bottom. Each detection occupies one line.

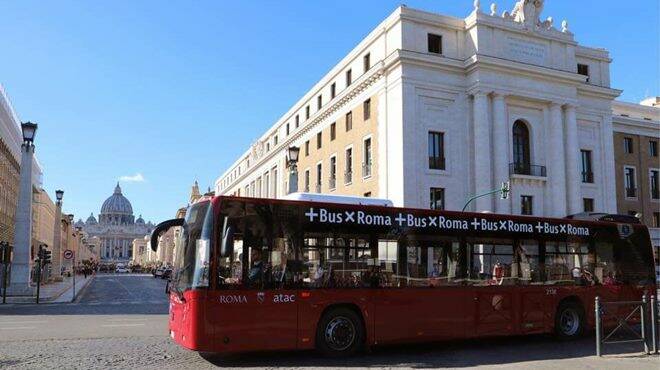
left=560, top=308, right=579, bottom=336
left=325, top=316, right=356, bottom=351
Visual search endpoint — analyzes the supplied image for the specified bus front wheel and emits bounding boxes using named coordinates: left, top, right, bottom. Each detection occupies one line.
left=554, top=301, right=585, bottom=340
left=316, top=307, right=364, bottom=357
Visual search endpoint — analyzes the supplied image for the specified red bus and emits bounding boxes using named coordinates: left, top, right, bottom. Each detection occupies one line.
left=151, top=194, right=656, bottom=356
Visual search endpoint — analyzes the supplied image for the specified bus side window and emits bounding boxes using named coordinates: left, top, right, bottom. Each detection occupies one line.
left=595, top=241, right=617, bottom=285
left=218, top=237, right=243, bottom=289
left=545, top=241, right=591, bottom=285
left=378, top=239, right=398, bottom=287
left=467, top=239, right=515, bottom=286
left=517, top=240, right=541, bottom=284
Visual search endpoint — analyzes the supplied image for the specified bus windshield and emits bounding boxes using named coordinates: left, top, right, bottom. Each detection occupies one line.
left=172, top=200, right=212, bottom=293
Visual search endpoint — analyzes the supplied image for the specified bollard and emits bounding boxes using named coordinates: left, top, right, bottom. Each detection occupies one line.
left=641, top=294, right=649, bottom=354
left=651, top=295, right=658, bottom=354
left=595, top=296, right=602, bottom=357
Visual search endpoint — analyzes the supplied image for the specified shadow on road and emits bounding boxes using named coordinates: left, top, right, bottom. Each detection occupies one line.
left=199, top=334, right=652, bottom=368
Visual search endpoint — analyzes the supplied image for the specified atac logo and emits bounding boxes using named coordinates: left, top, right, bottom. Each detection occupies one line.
left=257, top=292, right=265, bottom=304
left=273, top=294, right=296, bottom=303
left=219, top=295, right=247, bottom=304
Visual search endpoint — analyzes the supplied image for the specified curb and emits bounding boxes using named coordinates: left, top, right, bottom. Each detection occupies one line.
left=72, top=274, right=95, bottom=303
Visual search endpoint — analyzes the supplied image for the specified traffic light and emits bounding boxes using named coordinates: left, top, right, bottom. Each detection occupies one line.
left=0, top=241, right=9, bottom=264
left=500, top=181, right=510, bottom=200
left=38, top=244, right=51, bottom=264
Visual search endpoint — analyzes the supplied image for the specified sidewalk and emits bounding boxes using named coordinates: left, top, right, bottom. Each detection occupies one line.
left=2, top=274, right=95, bottom=304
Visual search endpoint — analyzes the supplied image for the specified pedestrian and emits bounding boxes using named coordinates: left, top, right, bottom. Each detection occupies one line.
left=83, top=268, right=88, bottom=279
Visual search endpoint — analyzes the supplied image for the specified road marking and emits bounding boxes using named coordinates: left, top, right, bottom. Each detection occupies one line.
left=106, top=318, right=148, bottom=322
left=101, top=323, right=145, bottom=327
left=0, top=321, right=47, bottom=325
left=0, top=326, right=36, bottom=330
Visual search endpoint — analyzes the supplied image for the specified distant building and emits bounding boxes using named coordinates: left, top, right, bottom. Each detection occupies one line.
left=80, top=183, right=153, bottom=262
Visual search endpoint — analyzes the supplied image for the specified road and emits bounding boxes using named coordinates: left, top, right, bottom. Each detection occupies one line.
left=0, top=274, right=658, bottom=369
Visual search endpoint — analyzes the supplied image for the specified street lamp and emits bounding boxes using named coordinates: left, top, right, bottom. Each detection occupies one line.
left=287, top=146, right=300, bottom=194
left=8, top=122, right=39, bottom=295
left=52, top=190, right=64, bottom=282
left=55, top=189, right=64, bottom=203
left=21, top=122, right=38, bottom=144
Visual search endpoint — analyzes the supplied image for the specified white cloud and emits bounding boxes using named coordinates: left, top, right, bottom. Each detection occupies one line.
left=119, top=173, right=146, bottom=183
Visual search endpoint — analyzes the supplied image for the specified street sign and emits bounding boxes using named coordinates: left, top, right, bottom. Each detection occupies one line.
left=63, top=250, right=74, bottom=260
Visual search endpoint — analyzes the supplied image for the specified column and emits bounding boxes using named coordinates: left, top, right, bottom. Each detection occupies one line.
left=564, top=104, right=581, bottom=214
left=492, top=93, right=511, bottom=214
left=8, top=143, right=35, bottom=295
left=548, top=103, right=567, bottom=217
left=473, top=92, right=493, bottom=212
left=601, top=114, right=617, bottom=213
left=52, top=202, right=63, bottom=281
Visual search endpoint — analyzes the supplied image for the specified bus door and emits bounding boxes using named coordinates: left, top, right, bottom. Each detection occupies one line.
left=375, top=239, right=467, bottom=342
left=467, top=240, right=516, bottom=337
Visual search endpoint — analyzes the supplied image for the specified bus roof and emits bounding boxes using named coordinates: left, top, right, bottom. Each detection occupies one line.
left=281, top=192, right=393, bottom=207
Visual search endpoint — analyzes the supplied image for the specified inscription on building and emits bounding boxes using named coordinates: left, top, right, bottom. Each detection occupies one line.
left=506, top=36, right=547, bottom=65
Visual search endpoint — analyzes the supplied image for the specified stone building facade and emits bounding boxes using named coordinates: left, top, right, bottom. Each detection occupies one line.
left=80, top=184, right=153, bottom=262
left=215, top=2, right=624, bottom=220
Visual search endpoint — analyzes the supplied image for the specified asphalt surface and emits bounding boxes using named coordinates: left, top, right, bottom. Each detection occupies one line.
left=0, top=274, right=658, bottom=369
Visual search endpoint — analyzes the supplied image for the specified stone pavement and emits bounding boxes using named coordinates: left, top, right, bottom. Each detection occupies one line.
left=1, top=273, right=94, bottom=304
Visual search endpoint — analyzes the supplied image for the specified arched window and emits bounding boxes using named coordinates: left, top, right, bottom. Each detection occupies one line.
left=512, top=120, right=531, bottom=173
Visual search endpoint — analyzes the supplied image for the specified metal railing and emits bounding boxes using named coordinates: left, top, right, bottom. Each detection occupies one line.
left=509, top=163, right=547, bottom=177
left=626, top=187, right=637, bottom=198
left=329, top=177, right=336, bottom=190
left=582, top=171, right=594, bottom=183
left=595, top=294, right=659, bottom=356
left=315, top=184, right=321, bottom=193
left=344, top=171, right=352, bottom=184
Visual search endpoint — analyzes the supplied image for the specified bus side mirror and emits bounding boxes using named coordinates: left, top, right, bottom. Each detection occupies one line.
left=221, top=226, right=234, bottom=257
left=150, top=218, right=185, bottom=252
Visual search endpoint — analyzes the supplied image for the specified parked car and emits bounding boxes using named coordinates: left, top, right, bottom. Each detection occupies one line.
left=153, top=267, right=165, bottom=278
left=115, top=266, right=130, bottom=273
left=161, top=268, right=172, bottom=280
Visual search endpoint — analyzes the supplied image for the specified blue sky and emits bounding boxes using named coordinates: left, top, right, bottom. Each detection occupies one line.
left=1, top=0, right=658, bottom=223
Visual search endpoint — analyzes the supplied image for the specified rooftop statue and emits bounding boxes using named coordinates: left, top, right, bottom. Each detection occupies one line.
left=511, top=0, right=544, bottom=29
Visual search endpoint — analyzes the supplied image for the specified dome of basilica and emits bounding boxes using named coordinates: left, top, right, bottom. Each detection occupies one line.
left=86, top=213, right=98, bottom=224
left=101, top=183, right=134, bottom=215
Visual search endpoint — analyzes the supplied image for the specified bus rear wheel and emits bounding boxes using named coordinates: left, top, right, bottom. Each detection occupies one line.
left=316, top=307, right=364, bottom=357
left=555, top=301, right=585, bottom=340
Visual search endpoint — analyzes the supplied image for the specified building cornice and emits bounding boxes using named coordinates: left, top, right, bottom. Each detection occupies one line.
left=576, top=83, right=622, bottom=100
left=465, top=54, right=584, bottom=85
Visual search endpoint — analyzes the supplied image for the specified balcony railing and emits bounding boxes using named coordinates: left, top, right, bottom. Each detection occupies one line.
left=652, top=189, right=660, bottom=200
left=362, top=162, right=372, bottom=178
left=429, top=156, right=446, bottom=170
left=315, top=184, right=321, bottom=193
left=626, top=187, right=637, bottom=198
left=509, top=163, right=547, bottom=177
left=304, top=185, right=310, bottom=193
left=344, top=171, right=352, bottom=184
left=329, top=177, right=336, bottom=190
left=582, top=171, right=594, bottom=183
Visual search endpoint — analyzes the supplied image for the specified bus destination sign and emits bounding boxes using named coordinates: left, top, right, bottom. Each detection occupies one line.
left=303, top=207, right=590, bottom=236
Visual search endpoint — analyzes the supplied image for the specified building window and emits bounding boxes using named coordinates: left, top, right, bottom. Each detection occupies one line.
left=346, top=69, right=352, bottom=86
left=430, top=188, right=445, bottom=210
left=317, top=95, right=322, bottom=110
left=583, top=198, right=594, bottom=212
left=286, top=123, right=290, bottom=136
left=363, top=53, right=371, bottom=72
left=512, top=120, right=531, bottom=173
left=266, top=142, right=270, bottom=152
left=624, top=137, right=633, bottom=153
left=345, top=148, right=353, bottom=184
left=295, top=114, right=300, bottom=128
left=363, top=99, right=371, bottom=121
left=305, top=140, right=309, bottom=156
left=330, top=122, right=336, bottom=141
left=653, top=212, right=660, bottom=228
left=577, top=63, right=589, bottom=82
left=580, top=150, right=593, bottom=183
left=274, top=135, right=278, bottom=146
left=316, top=163, right=322, bottom=193
left=306, top=105, right=310, bottom=120
left=651, top=170, right=659, bottom=199
left=624, top=167, right=637, bottom=197
left=521, top=196, right=533, bottom=215
left=427, top=33, right=442, bottom=54
left=363, top=138, right=372, bottom=178
left=428, top=131, right=445, bottom=170
left=304, top=170, right=310, bottom=192
left=329, top=156, right=337, bottom=190
left=330, top=82, right=336, bottom=99
left=346, top=111, right=353, bottom=131
left=316, top=132, right=322, bottom=149
left=650, top=140, right=658, bottom=157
